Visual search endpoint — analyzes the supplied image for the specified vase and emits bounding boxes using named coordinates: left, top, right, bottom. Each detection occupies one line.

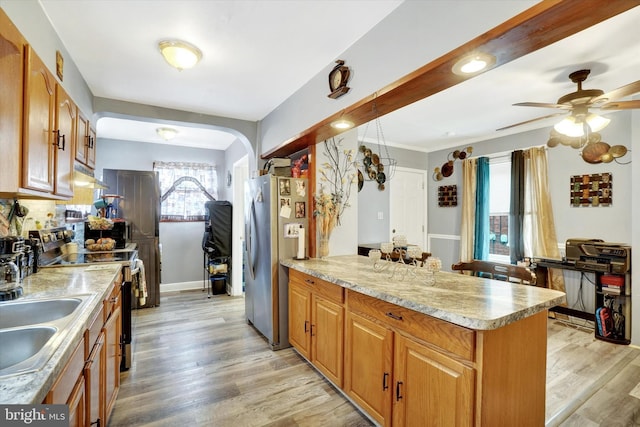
left=318, top=235, right=331, bottom=259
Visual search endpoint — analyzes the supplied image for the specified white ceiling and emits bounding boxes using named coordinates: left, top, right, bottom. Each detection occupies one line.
left=39, top=1, right=640, bottom=152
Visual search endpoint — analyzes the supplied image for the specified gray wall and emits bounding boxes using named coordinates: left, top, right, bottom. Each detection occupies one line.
left=358, top=145, right=429, bottom=244
left=96, top=138, right=227, bottom=286
left=1, top=0, right=93, bottom=116
left=426, top=110, right=633, bottom=272
left=258, top=1, right=536, bottom=154
left=221, top=139, right=249, bottom=201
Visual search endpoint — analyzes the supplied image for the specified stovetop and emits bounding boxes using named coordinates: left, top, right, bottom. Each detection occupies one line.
left=52, top=251, right=136, bottom=265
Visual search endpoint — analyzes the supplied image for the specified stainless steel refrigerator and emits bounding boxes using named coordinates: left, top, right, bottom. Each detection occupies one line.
left=103, top=169, right=161, bottom=308
left=245, top=175, right=308, bottom=350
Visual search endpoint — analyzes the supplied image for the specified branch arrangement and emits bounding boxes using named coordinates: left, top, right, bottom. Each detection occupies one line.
left=314, top=137, right=357, bottom=233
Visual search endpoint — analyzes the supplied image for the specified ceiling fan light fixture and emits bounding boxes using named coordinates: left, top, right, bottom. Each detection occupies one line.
left=585, top=113, right=611, bottom=132
left=159, top=40, right=202, bottom=70
left=330, top=119, right=354, bottom=130
left=156, top=127, right=178, bottom=140
left=452, top=52, right=496, bottom=76
left=554, top=116, right=584, bottom=137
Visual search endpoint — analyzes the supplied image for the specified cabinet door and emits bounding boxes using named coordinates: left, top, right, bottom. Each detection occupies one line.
left=311, top=295, right=344, bottom=387
left=54, top=84, right=75, bottom=197
left=288, top=281, right=311, bottom=358
left=87, top=126, right=97, bottom=168
left=23, top=45, right=55, bottom=193
left=344, top=311, right=393, bottom=426
left=67, top=375, right=86, bottom=427
left=85, top=333, right=105, bottom=427
left=75, top=110, right=89, bottom=165
left=104, top=304, right=121, bottom=424
left=0, top=10, right=24, bottom=192
left=393, top=335, right=474, bottom=427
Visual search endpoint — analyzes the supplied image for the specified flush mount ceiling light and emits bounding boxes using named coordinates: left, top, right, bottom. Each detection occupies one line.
left=452, top=52, right=496, bottom=76
left=158, top=40, right=202, bottom=70
left=156, top=127, right=178, bottom=140
left=330, top=119, right=354, bottom=130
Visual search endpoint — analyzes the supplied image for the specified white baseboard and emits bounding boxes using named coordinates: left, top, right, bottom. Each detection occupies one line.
left=160, top=280, right=204, bottom=293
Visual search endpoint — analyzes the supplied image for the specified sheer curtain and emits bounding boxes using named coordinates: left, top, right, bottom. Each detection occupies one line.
left=460, top=158, right=477, bottom=262
left=474, top=157, right=490, bottom=260
left=523, top=147, right=565, bottom=292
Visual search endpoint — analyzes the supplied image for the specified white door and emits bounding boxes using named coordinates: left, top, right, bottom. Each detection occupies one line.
left=389, top=167, right=427, bottom=249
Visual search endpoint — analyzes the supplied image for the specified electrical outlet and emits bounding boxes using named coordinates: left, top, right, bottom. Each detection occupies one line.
left=377, top=211, right=383, bottom=220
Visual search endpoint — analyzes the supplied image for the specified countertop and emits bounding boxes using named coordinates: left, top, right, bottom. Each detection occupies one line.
left=282, top=255, right=566, bottom=331
left=0, top=264, right=123, bottom=404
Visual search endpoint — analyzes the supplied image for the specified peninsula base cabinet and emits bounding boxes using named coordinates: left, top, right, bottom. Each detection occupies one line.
left=288, top=269, right=344, bottom=387
left=289, top=270, right=549, bottom=426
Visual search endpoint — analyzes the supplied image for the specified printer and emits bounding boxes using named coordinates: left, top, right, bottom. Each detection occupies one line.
left=565, top=238, right=631, bottom=274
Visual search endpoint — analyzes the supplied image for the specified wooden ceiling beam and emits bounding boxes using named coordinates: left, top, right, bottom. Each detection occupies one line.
left=262, top=0, right=639, bottom=159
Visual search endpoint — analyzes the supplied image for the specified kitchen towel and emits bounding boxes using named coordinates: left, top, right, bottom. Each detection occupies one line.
left=134, top=258, right=148, bottom=306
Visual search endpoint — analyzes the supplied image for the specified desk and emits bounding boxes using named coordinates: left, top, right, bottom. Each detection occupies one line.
left=535, top=259, right=631, bottom=344
left=534, top=260, right=594, bottom=322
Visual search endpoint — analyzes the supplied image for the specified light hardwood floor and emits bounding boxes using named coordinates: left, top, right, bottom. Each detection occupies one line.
left=109, top=291, right=640, bottom=427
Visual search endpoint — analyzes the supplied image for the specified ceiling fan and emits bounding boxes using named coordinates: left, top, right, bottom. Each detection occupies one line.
left=498, top=69, right=640, bottom=163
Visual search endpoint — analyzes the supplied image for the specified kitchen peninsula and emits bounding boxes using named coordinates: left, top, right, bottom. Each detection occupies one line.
left=282, top=255, right=566, bottom=426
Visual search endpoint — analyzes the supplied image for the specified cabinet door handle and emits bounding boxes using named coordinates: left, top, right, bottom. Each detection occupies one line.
left=310, top=324, right=315, bottom=337
left=53, top=130, right=65, bottom=150
left=304, top=278, right=315, bottom=285
left=396, top=381, right=403, bottom=401
left=383, top=372, right=389, bottom=390
left=304, top=320, right=309, bottom=333
left=386, top=312, right=403, bottom=321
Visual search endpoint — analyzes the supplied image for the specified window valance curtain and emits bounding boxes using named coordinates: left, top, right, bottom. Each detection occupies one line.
left=153, top=161, right=218, bottom=221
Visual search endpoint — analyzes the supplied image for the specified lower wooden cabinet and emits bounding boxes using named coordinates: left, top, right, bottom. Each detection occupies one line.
left=344, top=311, right=393, bottom=426
left=104, top=287, right=122, bottom=423
left=67, top=375, right=86, bottom=427
left=289, top=270, right=344, bottom=387
left=44, top=337, right=86, bottom=425
left=289, top=269, right=550, bottom=426
left=344, top=310, right=474, bottom=427
left=85, top=332, right=105, bottom=427
left=392, top=334, right=474, bottom=427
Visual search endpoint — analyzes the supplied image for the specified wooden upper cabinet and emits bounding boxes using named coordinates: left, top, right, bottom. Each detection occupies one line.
left=54, top=84, right=75, bottom=197
left=75, top=111, right=96, bottom=169
left=75, top=110, right=89, bottom=165
left=23, top=44, right=56, bottom=194
left=0, top=9, right=25, bottom=194
left=87, top=126, right=96, bottom=168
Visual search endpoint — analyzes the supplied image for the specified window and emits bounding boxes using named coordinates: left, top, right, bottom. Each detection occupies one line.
left=153, top=162, right=218, bottom=222
left=488, top=158, right=511, bottom=262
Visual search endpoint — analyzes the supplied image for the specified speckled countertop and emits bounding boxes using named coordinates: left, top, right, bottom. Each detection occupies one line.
left=0, top=264, right=122, bottom=404
left=282, top=255, right=566, bottom=331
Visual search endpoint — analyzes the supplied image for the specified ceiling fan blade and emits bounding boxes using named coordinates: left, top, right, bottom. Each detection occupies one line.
left=593, top=80, right=640, bottom=103
left=513, top=102, right=572, bottom=109
left=600, top=100, right=640, bottom=110
left=496, top=112, right=566, bottom=131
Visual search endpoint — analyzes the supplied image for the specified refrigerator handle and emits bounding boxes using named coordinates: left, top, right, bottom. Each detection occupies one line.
left=245, top=199, right=257, bottom=280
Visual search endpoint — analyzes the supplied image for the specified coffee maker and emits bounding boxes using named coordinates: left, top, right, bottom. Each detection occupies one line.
left=0, top=236, right=25, bottom=301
